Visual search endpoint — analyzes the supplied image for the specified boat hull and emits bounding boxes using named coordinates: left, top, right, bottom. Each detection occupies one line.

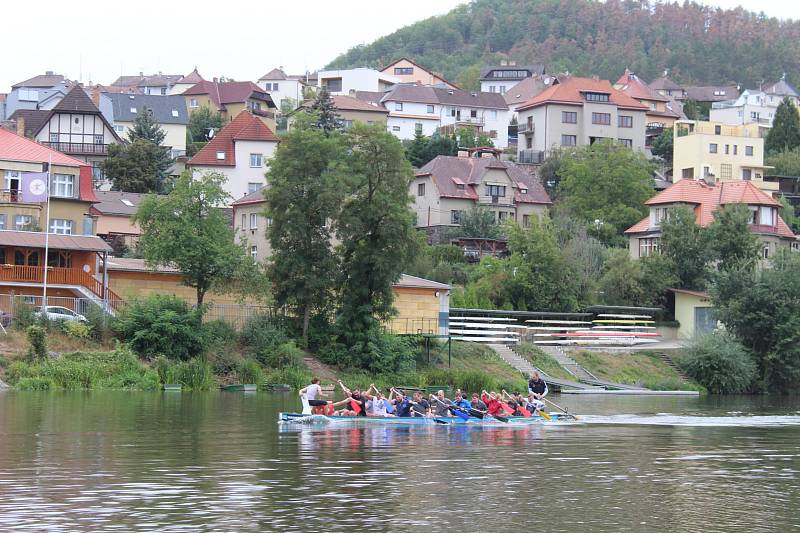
left=278, top=412, right=571, bottom=424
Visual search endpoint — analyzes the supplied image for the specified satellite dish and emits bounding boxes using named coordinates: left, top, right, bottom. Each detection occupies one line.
left=207, top=127, right=216, bottom=139
left=544, top=77, right=552, bottom=85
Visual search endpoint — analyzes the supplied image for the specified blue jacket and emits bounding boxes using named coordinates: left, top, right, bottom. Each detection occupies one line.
left=453, top=398, right=471, bottom=410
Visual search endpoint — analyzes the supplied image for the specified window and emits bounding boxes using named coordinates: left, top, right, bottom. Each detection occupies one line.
left=241, top=213, right=246, bottom=230
left=760, top=206, right=774, bottom=226
left=733, top=145, right=738, bottom=155
left=272, top=83, right=279, bottom=91
left=486, top=184, right=506, bottom=197
left=562, top=111, right=577, bottom=124
left=491, top=110, right=497, bottom=120
left=561, top=135, right=577, bottom=146
left=584, top=92, right=609, bottom=102
left=745, top=145, right=754, bottom=156
left=714, top=125, right=721, bottom=135
left=51, top=174, right=74, bottom=198
left=724, top=144, right=729, bottom=154
left=522, top=214, right=530, bottom=228
left=526, top=137, right=532, bottom=149
left=427, top=104, right=435, bottom=114
left=619, top=138, right=633, bottom=148
left=591, top=112, right=611, bottom=125
left=130, top=107, right=137, bottom=113
left=392, top=126, right=400, bottom=132
left=114, top=125, right=125, bottom=133
left=639, top=238, right=661, bottom=257
left=704, top=166, right=711, bottom=177
left=720, top=163, right=732, bottom=179
left=325, top=78, right=342, bottom=92
left=0, top=214, right=5, bottom=230
left=415, top=123, right=423, bottom=134
left=470, top=109, right=477, bottom=118
left=190, top=98, right=198, bottom=108
left=618, top=115, right=633, bottom=128
left=250, top=153, right=263, bottom=167
left=94, top=135, right=104, bottom=145
left=394, top=67, right=413, bottom=75
left=489, top=86, right=496, bottom=93
left=248, top=182, right=263, bottom=194
left=394, top=102, right=403, bottom=111
left=160, top=88, right=167, bottom=95
left=83, top=215, right=93, bottom=236
left=451, top=210, right=463, bottom=225
left=216, top=151, right=225, bottom=160
left=417, top=183, right=425, bottom=196
left=709, top=143, right=718, bottom=154
left=682, top=168, right=694, bottom=179
left=49, top=219, right=73, bottom=235
left=500, top=86, right=507, bottom=95
left=15, top=215, right=33, bottom=230
left=19, top=88, right=38, bottom=101
left=751, top=111, right=759, bottom=120
left=742, top=169, right=752, bottom=180
left=263, top=83, right=272, bottom=90
left=49, top=133, right=59, bottom=143
left=763, top=244, right=770, bottom=259
left=250, top=213, right=258, bottom=230
left=171, top=109, right=179, bottom=118
left=250, top=246, right=258, bottom=260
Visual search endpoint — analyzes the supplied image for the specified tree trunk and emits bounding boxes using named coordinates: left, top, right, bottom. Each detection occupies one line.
left=197, top=288, right=204, bottom=309
left=302, top=303, right=311, bottom=347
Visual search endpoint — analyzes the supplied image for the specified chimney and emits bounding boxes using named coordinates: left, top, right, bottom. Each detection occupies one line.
left=15, top=117, right=25, bottom=137
left=139, top=71, right=143, bottom=77
left=457, top=150, right=470, bottom=158
left=213, top=77, right=218, bottom=83
left=45, top=70, right=54, bottom=76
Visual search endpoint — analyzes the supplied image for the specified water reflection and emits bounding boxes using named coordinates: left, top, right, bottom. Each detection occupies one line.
left=0, top=391, right=798, bottom=531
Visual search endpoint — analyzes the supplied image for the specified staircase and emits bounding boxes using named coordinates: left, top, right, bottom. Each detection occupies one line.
left=656, top=352, right=691, bottom=382
left=538, top=345, right=597, bottom=382
left=487, top=344, right=600, bottom=391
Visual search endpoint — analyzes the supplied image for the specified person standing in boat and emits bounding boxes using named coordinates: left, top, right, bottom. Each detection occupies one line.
left=299, top=378, right=330, bottom=415
left=528, top=372, right=549, bottom=401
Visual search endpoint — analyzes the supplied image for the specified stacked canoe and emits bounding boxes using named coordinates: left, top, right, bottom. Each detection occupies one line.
left=529, top=314, right=660, bottom=347
left=448, top=317, right=522, bottom=344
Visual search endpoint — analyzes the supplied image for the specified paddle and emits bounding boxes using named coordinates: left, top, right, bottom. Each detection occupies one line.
left=469, top=406, right=509, bottom=423
left=542, top=396, right=577, bottom=420
left=501, top=390, right=531, bottom=417
left=429, top=395, right=470, bottom=421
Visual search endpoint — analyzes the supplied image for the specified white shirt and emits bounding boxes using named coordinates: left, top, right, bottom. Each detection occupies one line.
left=306, top=383, right=321, bottom=400
left=369, top=398, right=387, bottom=416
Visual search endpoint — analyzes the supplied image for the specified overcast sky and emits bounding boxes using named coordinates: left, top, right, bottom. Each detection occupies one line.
left=2, top=0, right=799, bottom=93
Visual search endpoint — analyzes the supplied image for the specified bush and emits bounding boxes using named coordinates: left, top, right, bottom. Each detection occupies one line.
left=240, top=313, right=289, bottom=356
left=263, top=366, right=312, bottom=390
left=360, top=331, right=417, bottom=375
left=211, top=351, right=244, bottom=376
left=112, top=295, right=206, bottom=360
left=153, top=357, right=214, bottom=390
left=84, top=304, right=112, bottom=342
left=237, top=359, right=265, bottom=385
left=257, top=341, right=304, bottom=369
left=681, top=333, right=756, bottom=394
left=16, top=377, right=53, bottom=390
left=62, top=320, right=93, bottom=340
left=26, top=325, right=48, bottom=361
left=13, top=302, right=37, bottom=331
left=203, top=320, right=238, bottom=351
left=0, top=355, right=8, bottom=368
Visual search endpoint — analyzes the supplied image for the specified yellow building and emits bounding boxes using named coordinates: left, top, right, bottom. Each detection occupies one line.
left=672, top=289, right=716, bottom=339
left=380, top=58, right=457, bottom=89
left=673, top=120, right=775, bottom=192
left=183, top=80, right=278, bottom=131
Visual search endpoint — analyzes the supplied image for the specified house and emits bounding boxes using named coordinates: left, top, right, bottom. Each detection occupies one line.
left=380, top=85, right=510, bottom=147
left=102, top=93, right=189, bottom=157
left=672, top=120, right=774, bottom=192
left=380, top=58, right=457, bottom=89
left=672, top=288, right=717, bottom=339
left=317, top=68, right=399, bottom=95
left=0, top=127, right=99, bottom=235
left=650, top=75, right=686, bottom=100
left=411, top=150, right=551, bottom=242
left=110, top=72, right=186, bottom=96
left=168, top=69, right=205, bottom=95
left=231, top=189, right=270, bottom=263
left=710, top=77, right=800, bottom=127
left=624, top=179, right=796, bottom=260
left=90, top=191, right=147, bottom=251
left=504, top=75, right=559, bottom=114
left=257, top=68, right=308, bottom=108
left=183, top=80, right=277, bottom=130
left=515, top=76, right=648, bottom=164
left=3, top=71, right=71, bottom=120
left=684, top=85, right=740, bottom=105
left=186, top=111, right=279, bottom=203
left=292, top=94, right=388, bottom=129
left=614, top=69, right=683, bottom=146
left=387, top=275, right=451, bottom=335
left=479, top=63, right=545, bottom=95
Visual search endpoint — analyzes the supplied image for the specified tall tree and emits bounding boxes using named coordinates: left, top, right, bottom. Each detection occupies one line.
left=766, top=147, right=800, bottom=177
left=135, top=172, right=253, bottom=307
left=426, top=132, right=458, bottom=162
left=406, top=130, right=430, bottom=168
left=453, top=206, right=501, bottom=239
left=765, top=97, right=800, bottom=155
left=334, top=123, right=419, bottom=357
left=651, top=127, right=673, bottom=165
left=556, top=140, right=654, bottom=245
left=187, top=107, right=224, bottom=145
left=659, top=205, right=712, bottom=290
left=128, top=107, right=167, bottom=145
left=455, top=64, right=481, bottom=91
left=708, top=204, right=761, bottom=270
left=310, top=87, right=341, bottom=135
left=265, top=114, right=344, bottom=342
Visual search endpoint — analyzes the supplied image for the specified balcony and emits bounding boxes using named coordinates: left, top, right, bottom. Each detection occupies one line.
left=517, top=149, right=546, bottom=165
left=455, top=116, right=485, bottom=126
left=517, top=122, right=534, bottom=134
left=750, top=224, right=778, bottom=235
left=0, top=265, right=122, bottom=308
left=42, top=142, right=109, bottom=155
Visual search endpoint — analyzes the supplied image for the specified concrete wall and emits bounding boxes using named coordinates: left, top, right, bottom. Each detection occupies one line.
left=674, top=291, right=713, bottom=340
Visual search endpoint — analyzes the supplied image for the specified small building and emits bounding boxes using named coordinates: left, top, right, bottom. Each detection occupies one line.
left=380, top=58, right=457, bottom=89
left=672, top=288, right=716, bottom=339
left=110, top=72, right=186, bottom=96
left=186, top=111, right=279, bottom=204
left=3, top=71, right=71, bottom=120
left=672, top=120, right=773, bottom=192
left=411, top=151, right=551, bottom=241
left=710, top=80, right=799, bottom=127
left=515, top=76, right=648, bottom=163
left=257, top=68, right=309, bottom=108
left=90, top=191, right=147, bottom=252
left=231, top=189, right=270, bottom=263
left=183, top=80, right=277, bottom=131
left=102, top=93, right=189, bottom=157
left=168, top=69, right=205, bottom=96
left=292, top=94, right=388, bottom=129
left=317, top=68, right=399, bottom=95
left=614, top=69, right=683, bottom=147
left=479, top=63, right=545, bottom=95
left=625, top=179, right=796, bottom=260
left=388, top=275, right=451, bottom=336
left=650, top=75, right=686, bottom=100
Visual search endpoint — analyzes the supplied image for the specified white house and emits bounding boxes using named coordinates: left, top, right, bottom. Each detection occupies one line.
left=3, top=71, right=71, bottom=120
left=102, top=93, right=189, bottom=157
left=318, top=68, right=399, bottom=95
left=710, top=82, right=800, bottom=127
left=186, top=111, right=279, bottom=204
left=479, top=63, right=545, bottom=95
left=380, top=85, right=510, bottom=148
left=257, top=68, right=308, bottom=108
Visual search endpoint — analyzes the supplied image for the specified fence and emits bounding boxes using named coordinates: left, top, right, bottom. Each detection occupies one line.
left=386, top=316, right=445, bottom=336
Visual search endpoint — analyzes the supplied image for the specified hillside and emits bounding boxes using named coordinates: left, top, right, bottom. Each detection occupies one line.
left=327, top=0, right=800, bottom=90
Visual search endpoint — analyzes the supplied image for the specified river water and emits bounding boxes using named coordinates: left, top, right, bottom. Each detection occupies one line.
left=0, top=391, right=798, bottom=532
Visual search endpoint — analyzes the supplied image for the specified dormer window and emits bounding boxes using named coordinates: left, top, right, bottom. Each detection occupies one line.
left=451, top=177, right=466, bottom=190
left=584, top=92, right=610, bottom=102
left=130, top=107, right=137, bottom=113
left=519, top=187, right=528, bottom=194
left=650, top=206, right=670, bottom=227
left=172, top=110, right=179, bottom=117
left=216, top=151, right=225, bottom=160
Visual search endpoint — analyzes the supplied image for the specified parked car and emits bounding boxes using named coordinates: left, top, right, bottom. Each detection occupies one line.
left=34, top=306, right=87, bottom=323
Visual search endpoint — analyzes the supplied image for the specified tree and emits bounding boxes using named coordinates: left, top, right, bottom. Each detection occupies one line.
left=128, top=107, right=167, bottom=145
left=539, top=148, right=573, bottom=198
left=101, top=140, right=172, bottom=193
left=766, top=147, right=800, bottom=176
left=778, top=195, right=800, bottom=233
left=556, top=140, right=654, bottom=245
left=334, top=123, right=419, bottom=357
left=406, top=130, right=430, bottom=168
left=659, top=205, right=712, bottom=290
left=455, top=64, right=480, bottom=91
left=453, top=206, right=501, bottom=239
left=187, top=107, right=224, bottom=143
left=425, top=132, right=458, bottom=162
left=457, top=127, right=476, bottom=148
left=682, top=99, right=699, bottom=120
left=310, top=87, right=341, bottom=135
left=708, top=204, right=761, bottom=270
left=598, top=249, right=645, bottom=306
left=476, top=132, right=494, bottom=147
left=135, top=172, right=254, bottom=307
left=651, top=127, right=673, bottom=165
left=265, top=115, right=344, bottom=342
left=765, top=97, right=800, bottom=155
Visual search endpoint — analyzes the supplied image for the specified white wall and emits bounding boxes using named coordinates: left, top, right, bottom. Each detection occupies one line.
left=318, top=68, right=399, bottom=95
left=191, top=139, right=278, bottom=204
left=257, top=79, right=303, bottom=109
left=480, top=81, right=518, bottom=95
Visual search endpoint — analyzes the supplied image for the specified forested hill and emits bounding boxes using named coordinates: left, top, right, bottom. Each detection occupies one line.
left=327, top=0, right=800, bottom=90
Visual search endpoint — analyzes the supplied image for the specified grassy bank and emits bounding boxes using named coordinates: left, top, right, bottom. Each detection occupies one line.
left=514, top=343, right=576, bottom=381
left=569, top=350, right=703, bottom=391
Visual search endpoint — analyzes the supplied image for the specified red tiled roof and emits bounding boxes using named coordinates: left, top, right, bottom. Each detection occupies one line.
left=177, top=68, right=204, bottom=84
left=517, top=76, right=648, bottom=112
left=615, top=69, right=668, bottom=102
left=625, top=179, right=794, bottom=239
left=416, top=156, right=551, bottom=204
left=184, top=80, right=275, bottom=108
left=0, top=230, right=111, bottom=252
left=187, top=111, right=278, bottom=167
left=0, top=127, right=86, bottom=166
left=331, top=95, right=389, bottom=113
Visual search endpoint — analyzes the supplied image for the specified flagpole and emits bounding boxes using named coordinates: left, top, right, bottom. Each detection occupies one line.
left=42, top=154, right=52, bottom=311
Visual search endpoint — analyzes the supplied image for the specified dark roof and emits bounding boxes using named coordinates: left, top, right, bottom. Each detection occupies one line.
left=103, top=257, right=180, bottom=273
left=184, top=81, right=276, bottom=109
left=259, top=68, right=288, bottom=80
left=649, top=77, right=682, bottom=91
left=8, top=109, right=50, bottom=137
left=382, top=85, right=508, bottom=109
left=0, top=230, right=111, bottom=252
left=188, top=111, right=278, bottom=167
left=355, top=90, right=389, bottom=106
left=90, top=191, right=149, bottom=216
left=504, top=76, right=558, bottom=106
left=110, top=74, right=183, bottom=87
left=683, top=85, right=739, bottom=102
left=231, top=188, right=266, bottom=206
left=763, top=78, right=799, bottom=98
left=52, top=86, right=103, bottom=114
left=12, top=73, right=67, bottom=89
left=416, top=155, right=551, bottom=205
left=331, top=95, right=388, bottom=113
left=112, top=75, right=147, bottom=87
left=104, top=93, right=188, bottom=124
left=480, top=65, right=545, bottom=81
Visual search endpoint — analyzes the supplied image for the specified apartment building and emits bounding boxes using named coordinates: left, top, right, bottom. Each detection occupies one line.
left=317, top=68, right=398, bottom=95
left=479, top=63, right=545, bottom=94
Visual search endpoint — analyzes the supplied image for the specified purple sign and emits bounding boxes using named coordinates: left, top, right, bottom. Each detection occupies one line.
left=20, top=172, right=48, bottom=202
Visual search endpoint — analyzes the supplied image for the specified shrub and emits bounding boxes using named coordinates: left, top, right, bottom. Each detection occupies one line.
left=360, top=331, right=416, bottom=375
left=240, top=313, right=289, bottom=356
left=13, top=302, right=37, bottom=331
left=112, top=295, right=206, bottom=360
left=16, top=377, right=53, bottom=390
left=0, top=355, right=8, bottom=368
left=257, top=341, right=304, bottom=369
left=211, top=350, right=244, bottom=376
left=681, top=333, right=756, bottom=394
left=237, top=359, right=265, bottom=385
left=62, top=320, right=93, bottom=340
left=26, top=325, right=48, bottom=361
left=203, top=320, right=238, bottom=351
left=263, top=366, right=312, bottom=390
left=84, top=304, right=112, bottom=342
left=155, top=357, right=214, bottom=390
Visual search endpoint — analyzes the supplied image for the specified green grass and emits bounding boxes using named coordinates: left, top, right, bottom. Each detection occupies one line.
left=514, top=343, right=575, bottom=380
left=569, top=350, right=703, bottom=391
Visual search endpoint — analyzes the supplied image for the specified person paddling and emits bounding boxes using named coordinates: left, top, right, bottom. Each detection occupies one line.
left=336, top=380, right=367, bottom=416
left=299, top=377, right=330, bottom=415
left=429, top=390, right=453, bottom=417
left=453, top=391, right=471, bottom=411
left=410, top=391, right=431, bottom=417
left=390, top=388, right=413, bottom=417
left=481, top=390, right=513, bottom=417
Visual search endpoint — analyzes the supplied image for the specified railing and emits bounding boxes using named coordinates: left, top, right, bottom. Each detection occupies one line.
left=386, top=317, right=444, bottom=336
left=750, top=224, right=778, bottom=235
left=0, top=189, right=24, bottom=203
left=455, top=117, right=485, bottom=126
left=41, top=142, right=109, bottom=155
left=517, top=122, right=534, bottom=134
left=517, top=149, right=546, bottom=164
left=0, top=265, right=122, bottom=309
